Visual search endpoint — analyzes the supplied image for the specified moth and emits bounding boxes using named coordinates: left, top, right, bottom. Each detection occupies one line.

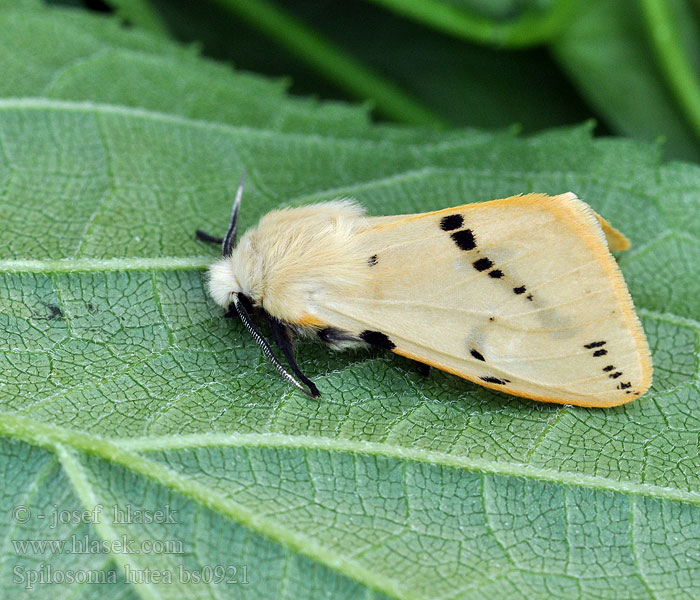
left=197, top=172, right=652, bottom=407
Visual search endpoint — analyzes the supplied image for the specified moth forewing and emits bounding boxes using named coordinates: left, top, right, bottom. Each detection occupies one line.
left=309, top=193, right=651, bottom=407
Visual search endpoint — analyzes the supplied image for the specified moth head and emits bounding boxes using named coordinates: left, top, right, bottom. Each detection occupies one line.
left=206, top=170, right=262, bottom=311
left=203, top=170, right=318, bottom=397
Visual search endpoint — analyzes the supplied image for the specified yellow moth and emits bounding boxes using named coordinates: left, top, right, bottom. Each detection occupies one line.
left=198, top=172, right=652, bottom=407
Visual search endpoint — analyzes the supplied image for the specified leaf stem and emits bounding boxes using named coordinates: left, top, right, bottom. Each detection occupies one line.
left=364, top=0, right=580, bottom=47
left=209, top=0, right=448, bottom=127
left=641, top=0, right=700, bottom=146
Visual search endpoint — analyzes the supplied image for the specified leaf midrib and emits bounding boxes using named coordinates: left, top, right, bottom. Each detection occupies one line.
left=2, top=408, right=696, bottom=599
left=2, top=411, right=699, bottom=511
left=0, top=412, right=413, bottom=600
left=0, top=257, right=213, bottom=273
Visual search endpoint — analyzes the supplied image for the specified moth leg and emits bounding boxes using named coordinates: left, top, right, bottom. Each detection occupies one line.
left=195, top=229, right=224, bottom=244
left=395, top=353, right=430, bottom=378
left=234, top=297, right=318, bottom=398
left=267, top=315, right=321, bottom=397
left=415, top=362, right=431, bottom=379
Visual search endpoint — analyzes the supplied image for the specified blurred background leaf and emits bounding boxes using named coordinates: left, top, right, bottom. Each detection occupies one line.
left=54, top=0, right=700, bottom=161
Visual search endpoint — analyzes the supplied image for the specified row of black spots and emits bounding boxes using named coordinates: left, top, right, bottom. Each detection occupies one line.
left=439, top=214, right=477, bottom=252
left=481, top=376, right=510, bottom=385
left=360, top=329, right=396, bottom=350
left=601, top=363, right=624, bottom=380
left=367, top=254, right=378, bottom=266
left=439, top=213, right=532, bottom=300
left=584, top=340, right=608, bottom=358
left=473, top=257, right=507, bottom=281
left=512, top=285, right=533, bottom=301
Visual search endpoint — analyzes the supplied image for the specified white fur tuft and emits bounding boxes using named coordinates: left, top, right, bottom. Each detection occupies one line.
left=207, top=258, right=239, bottom=308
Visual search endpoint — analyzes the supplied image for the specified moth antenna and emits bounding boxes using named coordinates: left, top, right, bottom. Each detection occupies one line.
left=267, top=315, right=320, bottom=397
left=195, top=230, right=223, bottom=244
left=233, top=295, right=319, bottom=398
left=222, top=169, right=246, bottom=257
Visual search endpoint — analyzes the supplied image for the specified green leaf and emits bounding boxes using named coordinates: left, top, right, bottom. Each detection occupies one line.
left=2, top=4, right=700, bottom=599
left=207, top=0, right=447, bottom=127
left=104, top=0, right=170, bottom=37
left=121, top=0, right=592, bottom=133
left=1, top=96, right=700, bottom=598
left=236, top=0, right=593, bottom=132
left=0, top=5, right=378, bottom=138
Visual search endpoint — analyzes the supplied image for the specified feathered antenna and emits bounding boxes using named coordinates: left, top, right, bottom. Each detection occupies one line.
left=195, top=169, right=246, bottom=252
left=222, top=169, right=246, bottom=257
left=233, top=294, right=320, bottom=398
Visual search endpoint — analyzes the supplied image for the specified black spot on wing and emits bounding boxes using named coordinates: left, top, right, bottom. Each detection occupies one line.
left=513, top=286, right=526, bottom=295
left=473, top=257, right=493, bottom=272
left=368, top=254, right=378, bottom=266
left=593, top=349, right=608, bottom=357
left=602, top=365, right=615, bottom=372
left=440, top=214, right=464, bottom=231
left=470, top=349, right=485, bottom=361
left=488, top=269, right=503, bottom=279
left=526, top=294, right=533, bottom=301
left=609, top=372, right=623, bottom=379
left=360, top=330, right=396, bottom=350
left=618, top=382, right=632, bottom=390
left=584, top=341, right=607, bottom=349
left=481, top=376, right=510, bottom=385
left=450, top=229, right=476, bottom=251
